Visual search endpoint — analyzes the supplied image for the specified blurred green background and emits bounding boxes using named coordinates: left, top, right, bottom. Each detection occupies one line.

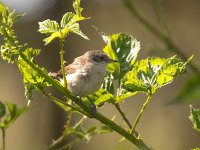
left=0, top=0, right=200, bottom=149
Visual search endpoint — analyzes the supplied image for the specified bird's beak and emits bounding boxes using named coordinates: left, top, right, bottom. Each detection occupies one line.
left=108, top=58, right=118, bottom=63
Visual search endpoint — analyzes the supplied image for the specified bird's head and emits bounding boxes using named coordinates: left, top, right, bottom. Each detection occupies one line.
left=85, top=50, right=118, bottom=64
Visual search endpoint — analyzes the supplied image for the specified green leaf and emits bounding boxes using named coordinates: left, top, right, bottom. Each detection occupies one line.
left=64, top=22, right=89, bottom=40
left=38, top=19, right=60, bottom=45
left=192, top=148, right=200, bottom=150
left=101, top=74, right=114, bottom=95
left=85, top=88, right=115, bottom=106
left=60, top=12, right=76, bottom=29
left=17, top=55, right=51, bottom=101
left=38, top=19, right=59, bottom=34
left=39, top=0, right=89, bottom=44
left=189, top=105, right=200, bottom=133
left=73, top=0, right=83, bottom=16
left=0, top=103, right=27, bottom=129
left=98, top=31, right=140, bottom=79
left=122, top=56, right=187, bottom=95
left=175, top=75, right=200, bottom=102
left=84, top=125, right=112, bottom=142
left=0, top=101, right=6, bottom=118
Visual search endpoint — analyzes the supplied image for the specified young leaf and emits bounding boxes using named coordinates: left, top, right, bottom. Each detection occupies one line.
left=189, top=105, right=200, bottom=133
left=122, top=56, right=187, bottom=95
left=38, top=19, right=59, bottom=34
left=66, top=23, right=89, bottom=40
left=39, top=0, right=89, bottom=45
left=38, top=19, right=60, bottom=45
left=73, top=0, right=83, bottom=16
left=98, top=31, right=140, bottom=79
left=0, top=101, right=6, bottom=118
left=0, top=103, right=27, bottom=129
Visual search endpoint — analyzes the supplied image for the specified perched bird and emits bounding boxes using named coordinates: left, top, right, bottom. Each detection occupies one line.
left=50, top=50, right=117, bottom=97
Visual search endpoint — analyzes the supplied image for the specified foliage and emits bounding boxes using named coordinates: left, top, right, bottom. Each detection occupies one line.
left=0, top=0, right=192, bottom=150
left=189, top=105, right=200, bottom=133
left=0, top=101, right=27, bottom=130
left=38, top=0, right=89, bottom=45
left=189, top=105, right=200, bottom=150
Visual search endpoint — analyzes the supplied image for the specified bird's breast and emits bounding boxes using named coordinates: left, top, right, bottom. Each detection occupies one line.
left=64, top=64, right=107, bottom=97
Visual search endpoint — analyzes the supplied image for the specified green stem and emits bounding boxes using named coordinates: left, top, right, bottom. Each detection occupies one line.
left=2, top=129, right=5, bottom=150
left=122, top=0, right=199, bottom=73
left=47, top=116, right=87, bottom=150
left=115, top=80, right=139, bottom=137
left=19, top=53, right=151, bottom=150
left=59, top=38, right=68, bottom=88
left=131, top=95, right=152, bottom=134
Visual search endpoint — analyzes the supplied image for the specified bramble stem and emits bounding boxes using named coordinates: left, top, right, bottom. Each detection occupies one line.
left=59, top=37, right=68, bottom=88
left=115, top=79, right=139, bottom=137
left=115, top=79, right=132, bottom=128
left=115, top=103, right=132, bottom=129
left=19, top=53, right=151, bottom=150
left=131, top=95, right=152, bottom=134
left=122, top=0, right=199, bottom=73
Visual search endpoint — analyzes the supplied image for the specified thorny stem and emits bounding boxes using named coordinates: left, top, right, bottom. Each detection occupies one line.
left=122, top=0, right=199, bottom=73
left=131, top=95, right=152, bottom=134
left=47, top=116, right=87, bottom=150
left=42, top=91, right=88, bottom=116
left=59, top=37, right=68, bottom=88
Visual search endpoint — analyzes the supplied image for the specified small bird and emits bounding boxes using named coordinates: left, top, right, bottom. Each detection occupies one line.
left=50, top=50, right=117, bottom=97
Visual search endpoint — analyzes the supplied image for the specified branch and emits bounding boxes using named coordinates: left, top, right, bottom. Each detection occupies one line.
left=19, top=53, right=152, bottom=150
left=131, top=95, right=152, bottom=134
left=122, top=0, right=199, bottom=73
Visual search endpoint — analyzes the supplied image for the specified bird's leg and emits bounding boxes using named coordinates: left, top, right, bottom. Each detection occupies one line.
left=87, top=96, right=96, bottom=116
left=76, top=96, right=82, bottom=104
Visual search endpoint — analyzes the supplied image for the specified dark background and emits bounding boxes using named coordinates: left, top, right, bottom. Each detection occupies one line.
left=0, top=0, right=200, bottom=149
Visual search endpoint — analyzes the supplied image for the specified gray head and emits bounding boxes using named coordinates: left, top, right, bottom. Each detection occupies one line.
left=85, top=50, right=117, bottom=64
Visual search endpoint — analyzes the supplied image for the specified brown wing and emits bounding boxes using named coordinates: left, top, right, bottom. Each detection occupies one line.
left=50, top=55, right=88, bottom=79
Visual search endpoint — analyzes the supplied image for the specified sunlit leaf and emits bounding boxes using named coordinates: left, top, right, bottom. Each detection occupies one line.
left=189, top=105, right=200, bottom=133
left=39, top=0, right=89, bottom=44
left=73, top=0, right=83, bottom=16
left=18, top=57, right=51, bottom=101
left=98, top=31, right=140, bottom=79
left=122, top=56, right=188, bottom=95
left=65, top=23, right=89, bottom=40
left=38, top=19, right=59, bottom=34
left=85, top=88, right=115, bottom=106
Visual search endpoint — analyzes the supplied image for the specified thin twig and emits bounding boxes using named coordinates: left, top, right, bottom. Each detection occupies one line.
left=47, top=116, right=87, bottom=150
left=152, top=0, right=169, bottom=36
left=59, top=37, right=68, bottom=88
left=2, top=129, right=5, bottom=150
left=131, top=95, right=152, bottom=134
left=115, top=80, right=139, bottom=137
left=115, top=103, right=132, bottom=128
left=122, top=0, right=199, bottom=73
